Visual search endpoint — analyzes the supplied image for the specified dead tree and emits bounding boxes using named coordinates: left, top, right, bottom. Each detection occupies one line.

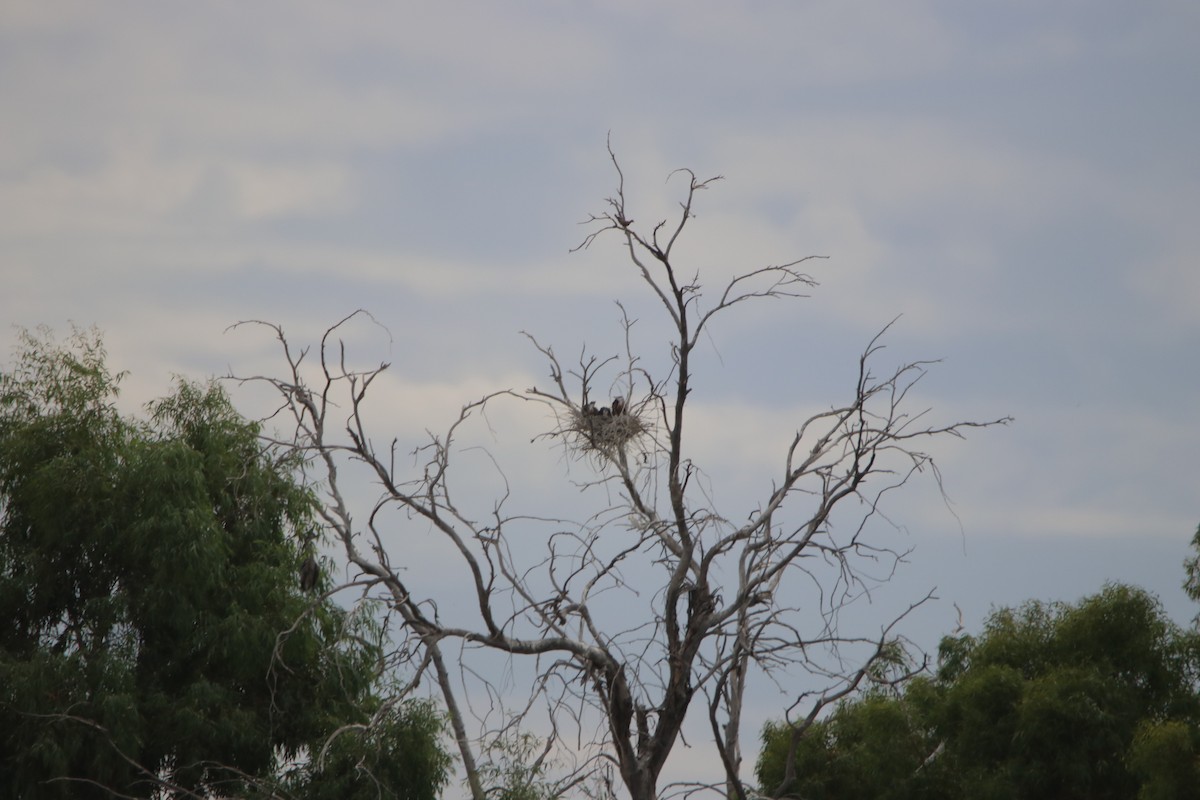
left=231, top=147, right=1009, bottom=800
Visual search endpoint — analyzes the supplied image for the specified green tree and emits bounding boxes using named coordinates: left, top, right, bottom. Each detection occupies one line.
left=1127, top=719, right=1200, bottom=800
left=757, top=582, right=1200, bottom=799
left=1186, top=522, right=1200, bottom=614
left=281, top=697, right=452, bottom=800
left=0, top=327, right=450, bottom=799
left=756, top=680, right=946, bottom=800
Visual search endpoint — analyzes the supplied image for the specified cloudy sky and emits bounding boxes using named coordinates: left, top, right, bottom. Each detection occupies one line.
left=4, top=0, right=1199, bottom=791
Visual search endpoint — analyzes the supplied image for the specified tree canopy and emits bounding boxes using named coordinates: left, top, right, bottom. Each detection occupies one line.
left=757, top=581, right=1200, bottom=799
left=0, top=327, right=450, bottom=799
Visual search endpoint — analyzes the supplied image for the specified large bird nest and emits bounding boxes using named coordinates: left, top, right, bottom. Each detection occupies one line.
left=564, top=398, right=649, bottom=458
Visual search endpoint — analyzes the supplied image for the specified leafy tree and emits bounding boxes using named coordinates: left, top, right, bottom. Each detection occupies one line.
left=0, top=327, right=450, bottom=799
left=477, top=731, right=562, bottom=800
left=1127, top=719, right=1200, bottom=800
left=281, top=697, right=451, bottom=800
left=1186, top=522, right=1200, bottom=615
left=758, top=684, right=945, bottom=800
left=756, top=582, right=1200, bottom=799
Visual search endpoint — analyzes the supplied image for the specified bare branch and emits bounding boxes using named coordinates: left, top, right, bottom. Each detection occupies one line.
left=230, top=149, right=1009, bottom=800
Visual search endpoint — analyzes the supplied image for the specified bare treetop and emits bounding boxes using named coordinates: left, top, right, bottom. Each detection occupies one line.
left=231, top=149, right=1009, bottom=800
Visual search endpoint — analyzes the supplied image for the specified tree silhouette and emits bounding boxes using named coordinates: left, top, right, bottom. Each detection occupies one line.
left=236, top=148, right=1009, bottom=800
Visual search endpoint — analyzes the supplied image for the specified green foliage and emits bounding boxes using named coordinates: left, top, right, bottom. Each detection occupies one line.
left=1186, top=523, right=1200, bottom=614
left=0, top=328, right=449, bottom=799
left=282, top=698, right=453, bottom=800
left=479, top=731, right=558, bottom=800
left=756, top=581, right=1200, bottom=799
left=1127, top=719, right=1200, bottom=800
left=756, top=684, right=947, bottom=800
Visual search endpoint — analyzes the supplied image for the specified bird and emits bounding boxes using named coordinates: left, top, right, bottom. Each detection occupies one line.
left=299, top=554, right=320, bottom=593
left=611, top=397, right=625, bottom=416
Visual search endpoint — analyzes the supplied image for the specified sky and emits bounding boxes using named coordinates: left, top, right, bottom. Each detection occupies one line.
left=3, top=0, right=1199, bottom=794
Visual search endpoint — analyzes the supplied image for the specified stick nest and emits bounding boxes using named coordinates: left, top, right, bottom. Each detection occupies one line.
left=565, top=400, right=648, bottom=457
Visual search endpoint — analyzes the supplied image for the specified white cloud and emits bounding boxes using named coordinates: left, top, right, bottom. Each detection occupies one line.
left=1135, top=241, right=1200, bottom=332
left=0, top=154, right=354, bottom=237
left=0, top=0, right=96, bottom=30
left=709, top=118, right=1095, bottom=228
left=196, top=161, right=354, bottom=221
left=598, top=0, right=958, bottom=85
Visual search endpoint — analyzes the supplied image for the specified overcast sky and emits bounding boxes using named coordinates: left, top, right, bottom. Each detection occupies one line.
left=3, top=0, right=1199, bottom=793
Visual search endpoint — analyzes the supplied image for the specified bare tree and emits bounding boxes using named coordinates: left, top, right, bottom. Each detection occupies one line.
left=232, top=147, right=1009, bottom=800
